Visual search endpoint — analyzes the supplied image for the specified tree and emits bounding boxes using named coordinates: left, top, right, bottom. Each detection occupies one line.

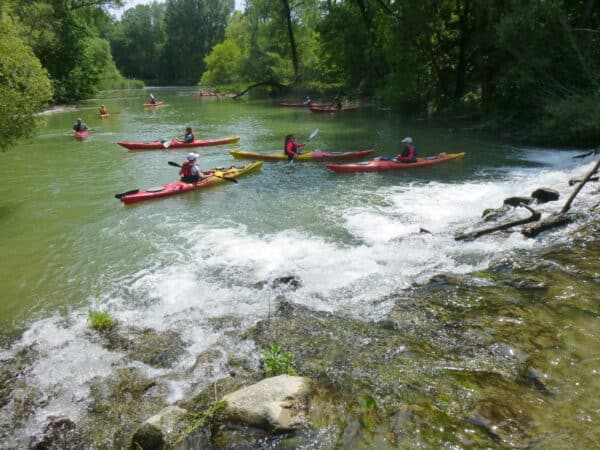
left=109, top=3, right=166, bottom=82
left=159, top=0, right=233, bottom=84
left=0, top=14, right=53, bottom=150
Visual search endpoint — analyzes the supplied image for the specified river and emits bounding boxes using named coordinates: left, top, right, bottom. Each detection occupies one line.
left=0, top=87, right=598, bottom=447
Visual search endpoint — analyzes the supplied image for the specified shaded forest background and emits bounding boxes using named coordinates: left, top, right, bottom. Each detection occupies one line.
left=0, top=0, right=598, bottom=148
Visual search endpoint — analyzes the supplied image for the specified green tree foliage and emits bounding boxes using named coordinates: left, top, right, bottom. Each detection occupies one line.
left=13, top=0, right=124, bottom=102
left=109, top=3, right=166, bottom=82
left=0, top=14, right=53, bottom=150
left=159, top=0, right=233, bottom=84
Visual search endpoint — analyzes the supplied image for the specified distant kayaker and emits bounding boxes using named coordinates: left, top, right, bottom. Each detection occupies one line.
left=284, top=134, right=305, bottom=161
left=393, top=137, right=417, bottom=163
left=303, top=95, right=312, bottom=106
left=149, top=93, right=157, bottom=104
left=183, top=126, right=195, bottom=143
left=73, top=118, right=88, bottom=132
left=99, top=105, right=108, bottom=115
left=180, top=153, right=203, bottom=182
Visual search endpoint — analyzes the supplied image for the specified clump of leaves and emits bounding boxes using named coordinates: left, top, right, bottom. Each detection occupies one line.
left=261, top=343, right=296, bottom=377
left=88, top=310, right=116, bottom=332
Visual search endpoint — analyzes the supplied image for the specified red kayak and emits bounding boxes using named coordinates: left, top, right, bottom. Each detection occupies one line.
left=326, top=152, right=466, bottom=173
left=143, top=101, right=164, bottom=107
left=279, top=102, right=324, bottom=108
left=74, top=130, right=89, bottom=140
left=309, top=105, right=360, bottom=113
left=115, top=162, right=262, bottom=205
left=230, top=149, right=375, bottom=161
left=117, top=136, right=240, bottom=150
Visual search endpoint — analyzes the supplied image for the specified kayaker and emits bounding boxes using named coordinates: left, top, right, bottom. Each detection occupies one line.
left=183, top=126, right=195, bottom=143
left=149, top=93, right=157, bottom=104
left=303, top=95, right=312, bottom=106
left=179, top=153, right=203, bottom=182
left=99, top=105, right=108, bottom=115
left=73, top=118, right=88, bottom=132
left=394, top=137, right=418, bottom=163
left=284, top=134, right=305, bottom=161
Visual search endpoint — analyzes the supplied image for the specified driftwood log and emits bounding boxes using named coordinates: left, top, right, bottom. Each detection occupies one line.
left=521, top=157, right=600, bottom=237
left=455, top=205, right=541, bottom=241
left=455, top=156, right=599, bottom=241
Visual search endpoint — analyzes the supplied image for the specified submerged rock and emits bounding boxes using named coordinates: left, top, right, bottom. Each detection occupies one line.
left=220, top=375, right=312, bottom=432
left=130, top=406, right=188, bottom=450
left=503, top=196, right=534, bottom=207
left=531, top=187, right=559, bottom=203
left=29, top=416, right=76, bottom=449
left=467, top=400, right=535, bottom=447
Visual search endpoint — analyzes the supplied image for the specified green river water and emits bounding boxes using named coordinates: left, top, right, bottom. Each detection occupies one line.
left=0, top=87, right=598, bottom=448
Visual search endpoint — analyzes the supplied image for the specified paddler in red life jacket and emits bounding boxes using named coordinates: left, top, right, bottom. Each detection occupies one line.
left=394, top=137, right=417, bottom=163
left=180, top=153, right=202, bottom=182
left=284, top=134, right=305, bottom=161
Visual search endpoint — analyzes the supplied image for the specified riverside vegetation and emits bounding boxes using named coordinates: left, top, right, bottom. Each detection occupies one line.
left=1, top=0, right=598, bottom=149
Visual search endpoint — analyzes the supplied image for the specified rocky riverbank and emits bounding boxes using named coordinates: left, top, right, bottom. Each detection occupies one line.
left=2, top=217, right=597, bottom=448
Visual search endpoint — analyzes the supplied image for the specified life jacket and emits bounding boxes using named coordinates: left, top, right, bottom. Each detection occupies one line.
left=399, top=145, right=417, bottom=162
left=184, top=132, right=194, bottom=143
left=284, top=140, right=296, bottom=156
left=180, top=160, right=195, bottom=177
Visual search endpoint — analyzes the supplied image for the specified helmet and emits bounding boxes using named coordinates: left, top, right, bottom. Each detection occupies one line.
left=187, top=153, right=198, bottom=161
left=401, top=137, right=413, bottom=144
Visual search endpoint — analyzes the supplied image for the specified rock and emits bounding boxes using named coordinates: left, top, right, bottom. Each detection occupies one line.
left=503, top=196, right=533, bottom=207
left=221, top=375, right=312, bottom=432
left=29, top=416, right=76, bottom=449
left=467, top=400, right=534, bottom=446
left=271, top=276, right=302, bottom=290
left=130, top=406, right=188, bottom=450
left=531, top=187, right=559, bottom=203
left=507, top=277, right=548, bottom=290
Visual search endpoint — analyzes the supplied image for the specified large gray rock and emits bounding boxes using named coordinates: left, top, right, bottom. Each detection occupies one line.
left=130, top=406, right=188, bottom=450
left=221, top=375, right=312, bottom=432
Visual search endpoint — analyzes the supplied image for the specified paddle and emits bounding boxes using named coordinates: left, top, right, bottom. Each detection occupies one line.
left=167, top=161, right=238, bottom=183
left=291, top=128, right=319, bottom=163
left=162, top=135, right=186, bottom=148
left=115, top=189, right=139, bottom=199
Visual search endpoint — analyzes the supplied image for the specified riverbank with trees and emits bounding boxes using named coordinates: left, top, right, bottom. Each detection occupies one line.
left=0, top=0, right=597, bottom=148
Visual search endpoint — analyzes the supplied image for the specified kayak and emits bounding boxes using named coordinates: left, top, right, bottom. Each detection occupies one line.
left=279, top=102, right=324, bottom=108
left=230, top=149, right=375, bottom=162
left=117, top=136, right=240, bottom=150
left=100, top=113, right=110, bottom=118
left=143, top=101, right=164, bottom=107
left=116, top=161, right=263, bottom=205
left=193, top=92, right=218, bottom=97
left=74, top=130, right=89, bottom=140
left=309, top=105, right=360, bottom=113
left=326, top=152, right=466, bottom=173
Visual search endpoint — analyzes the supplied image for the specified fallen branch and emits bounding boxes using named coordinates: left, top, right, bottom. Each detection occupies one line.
left=233, top=81, right=289, bottom=99
left=561, top=157, right=600, bottom=214
left=568, top=176, right=599, bottom=186
left=521, top=157, right=600, bottom=237
left=455, top=205, right=541, bottom=241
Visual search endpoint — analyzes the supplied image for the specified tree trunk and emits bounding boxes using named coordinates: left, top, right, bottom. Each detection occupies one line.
left=281, top=0, right=299, bottom=82
left=454, top=0, right=472, bottom=99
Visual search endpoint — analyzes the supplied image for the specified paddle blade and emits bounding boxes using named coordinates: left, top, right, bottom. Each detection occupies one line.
left=163, top=140, right=172, bottom=148
left=168, top=161, right=182, bottom=168
left=115, top=189, right=139, bottom=199
left=306, top=128, right=319, bottom=143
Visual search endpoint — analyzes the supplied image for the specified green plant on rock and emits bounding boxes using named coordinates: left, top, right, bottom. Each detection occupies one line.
left=88, top=310, right=116, bottom=332
left=261, top=343, right=296, bottom=377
